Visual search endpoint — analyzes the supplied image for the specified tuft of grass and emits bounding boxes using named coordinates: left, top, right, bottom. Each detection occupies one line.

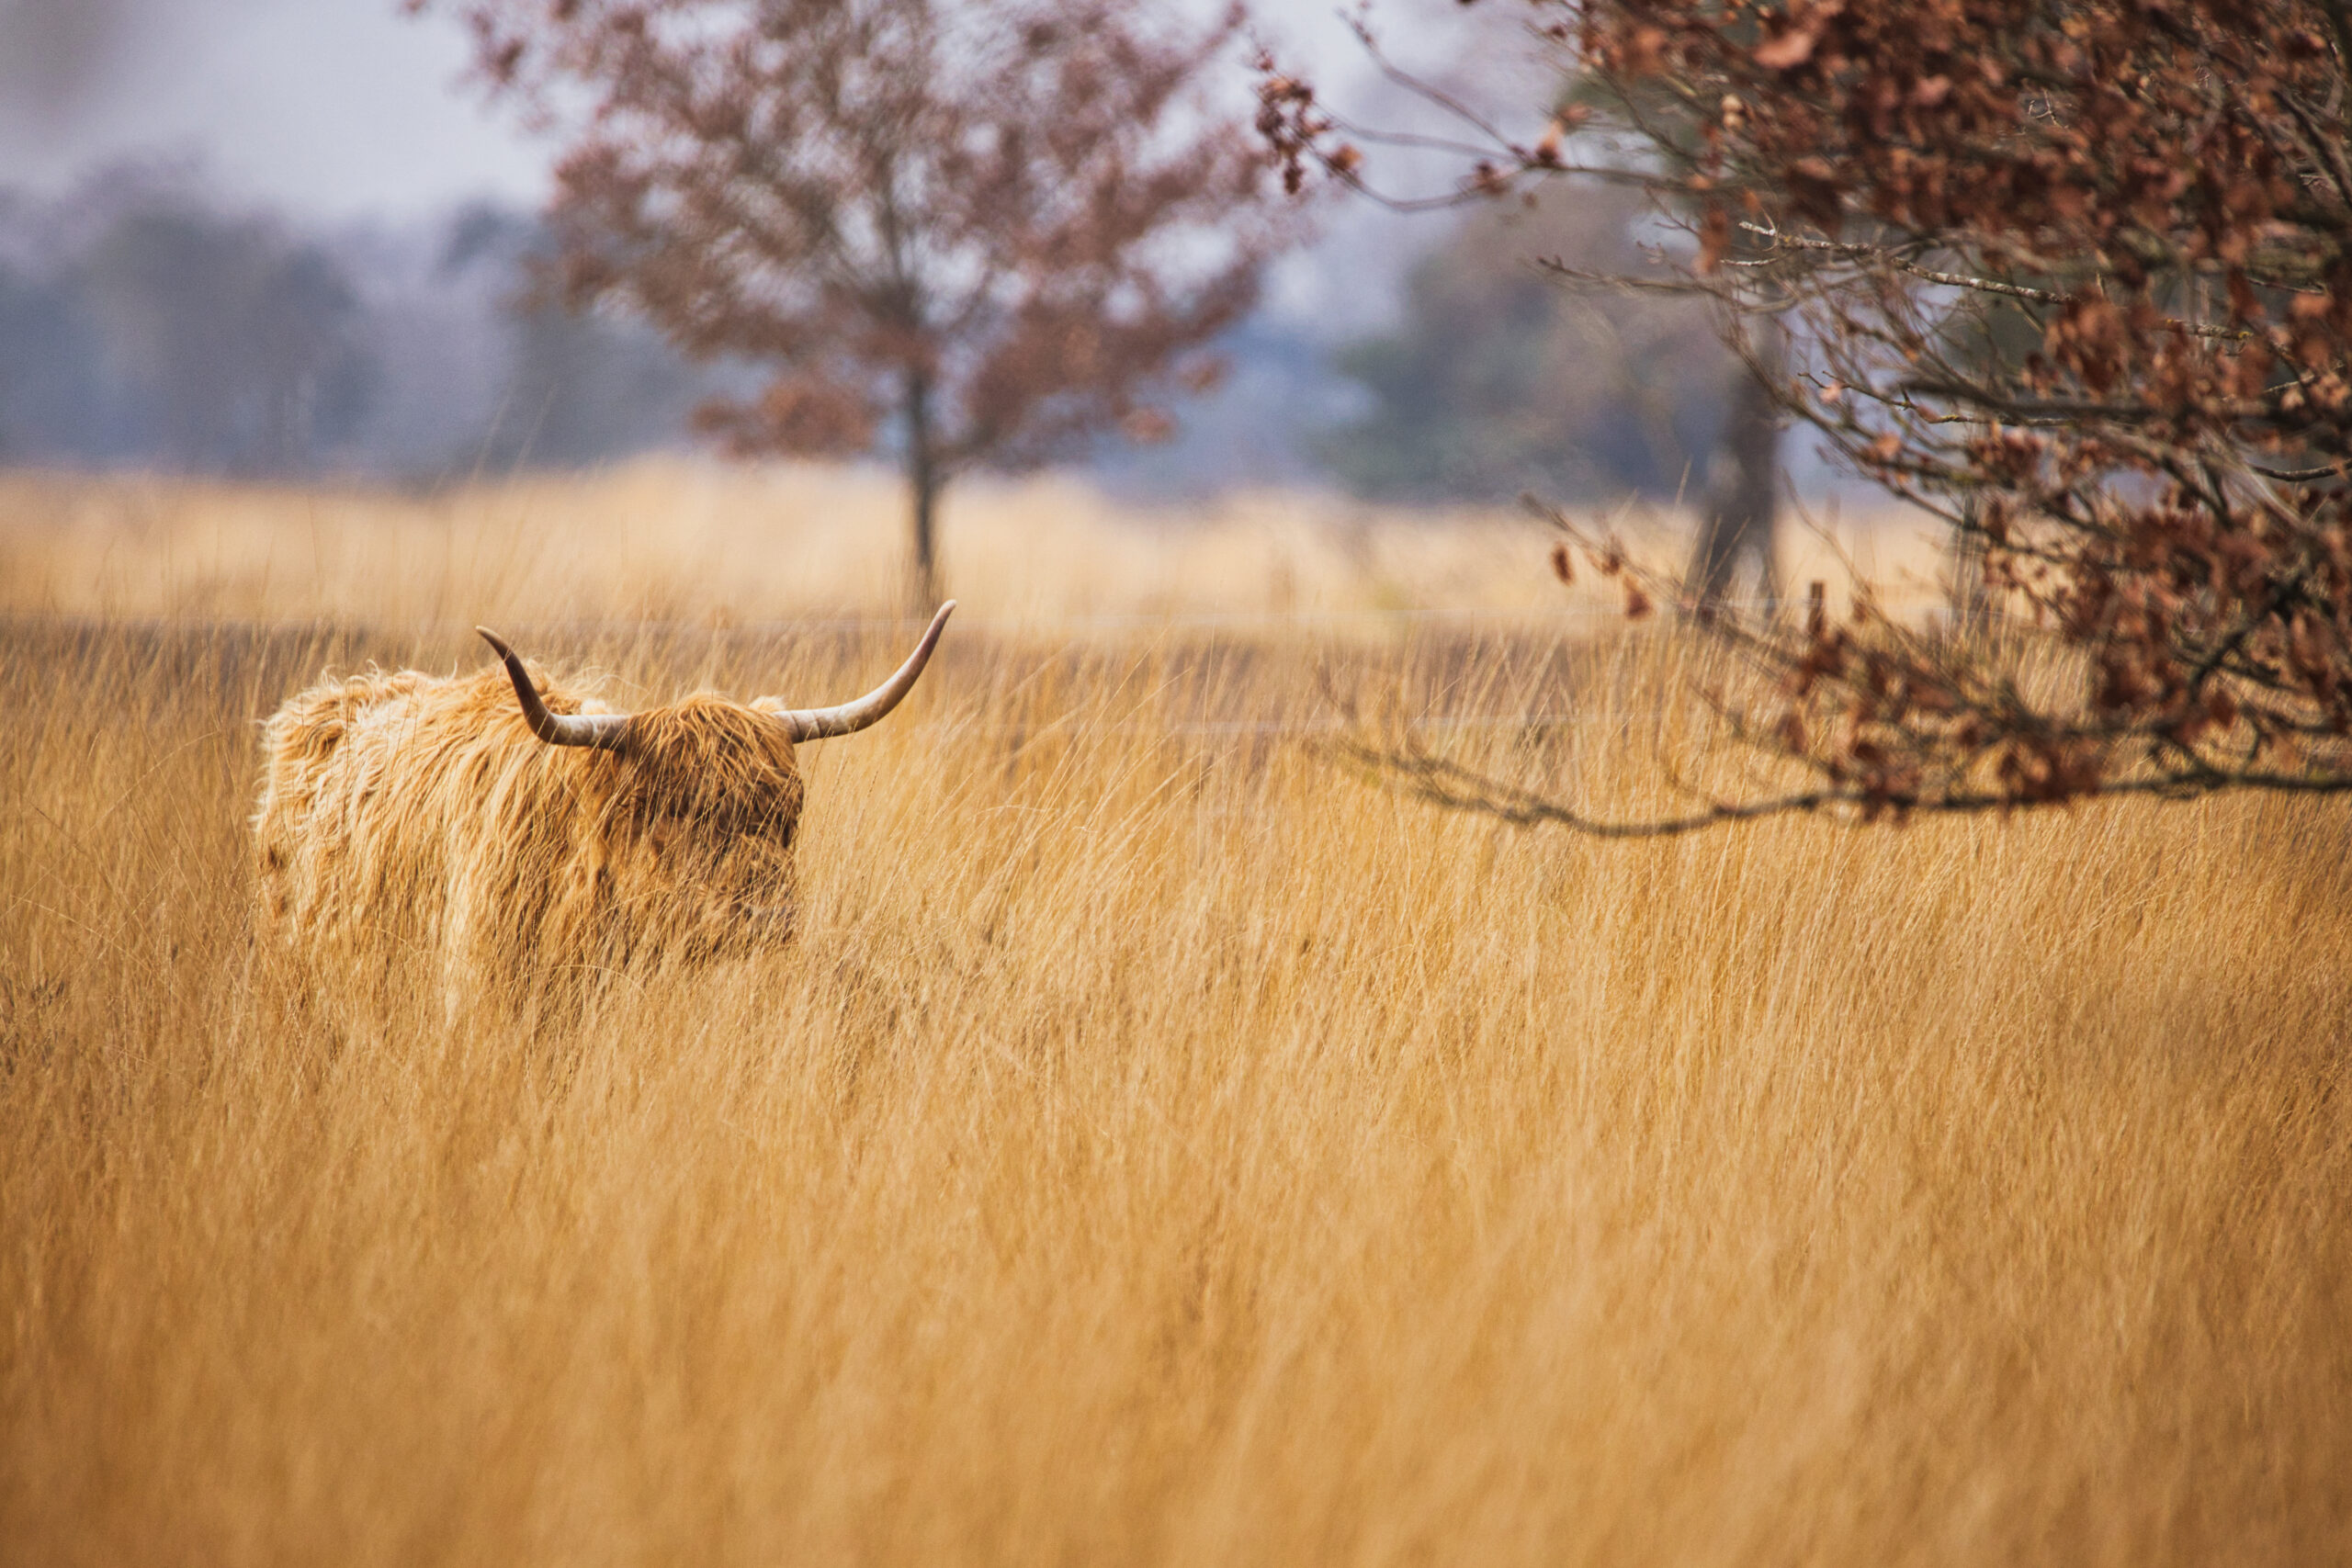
left=1, top=476, right=2345, bottom=1564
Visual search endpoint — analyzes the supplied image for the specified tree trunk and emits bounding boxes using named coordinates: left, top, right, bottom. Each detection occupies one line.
left=903, top=368, right=942, bottom=613
left=1948, top=495, right=1991, bottom=642
left=1686, top=326, right=1784, bottom=616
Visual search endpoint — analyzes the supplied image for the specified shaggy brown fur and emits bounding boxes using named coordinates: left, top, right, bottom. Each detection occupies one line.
left=253, top=660, right=807, bottom=1002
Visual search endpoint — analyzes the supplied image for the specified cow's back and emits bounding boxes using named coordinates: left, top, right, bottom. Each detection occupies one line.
left=255, top=669, right=438, bottom=944
left=253, top=664, right=591, bottom=991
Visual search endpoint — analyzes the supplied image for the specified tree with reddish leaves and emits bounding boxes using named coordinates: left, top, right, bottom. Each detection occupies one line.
left=419, top=0, right=1284, bottom=610
left=1264, top=0, right=2352, bottom=828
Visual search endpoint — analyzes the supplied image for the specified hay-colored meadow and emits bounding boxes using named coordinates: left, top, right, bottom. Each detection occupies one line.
left=2, top=465, right=2346, bottom=1566
left=0, top=458, right=1940, bottom=626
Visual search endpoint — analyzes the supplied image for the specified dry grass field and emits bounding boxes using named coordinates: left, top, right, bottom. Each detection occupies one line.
left=0, top=458, right=1939, bottom=627
left=3, top=465, right=2347, bottom=1565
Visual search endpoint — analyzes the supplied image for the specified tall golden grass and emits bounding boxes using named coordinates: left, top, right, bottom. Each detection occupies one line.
left=3, top=467, right=2346, bottom=1565
left=0, top=458, right=1939, bottom=626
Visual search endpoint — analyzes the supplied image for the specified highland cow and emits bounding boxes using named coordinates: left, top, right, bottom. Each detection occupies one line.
left=252, top=604, right=955, bottom=998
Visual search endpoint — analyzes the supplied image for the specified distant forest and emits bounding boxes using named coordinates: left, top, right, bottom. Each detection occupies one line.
left=1317, top=190, right=1736, bottom=506
left=0, top=165, right=708, bottom=481
left=0, top=164, right=1736, bottom=502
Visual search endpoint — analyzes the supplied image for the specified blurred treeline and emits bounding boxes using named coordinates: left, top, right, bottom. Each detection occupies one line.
left=0, top=164, right=1733, bottom=499
left=1318, top=189, right=1731, bottom=505
left=0, top=164, right=706, bottom=480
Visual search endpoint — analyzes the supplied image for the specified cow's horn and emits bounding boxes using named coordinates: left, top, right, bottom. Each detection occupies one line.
left=476, top=628, right=630, bottom=750
left=756, top=601, right=956, bottom=741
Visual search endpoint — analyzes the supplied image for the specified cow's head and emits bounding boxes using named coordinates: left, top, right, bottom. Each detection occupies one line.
left=471, top=603, right=954, bottom=956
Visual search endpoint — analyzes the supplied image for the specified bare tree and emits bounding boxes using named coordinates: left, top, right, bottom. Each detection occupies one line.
left=420, top=0, right=1289, bottom=609
left=1263, top=0, right=2352, bottom=827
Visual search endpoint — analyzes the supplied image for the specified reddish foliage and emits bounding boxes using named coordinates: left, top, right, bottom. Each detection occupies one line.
left=1271, top=0, right=2352, bottom=824
left=420, top=0, right=1290, bottom=606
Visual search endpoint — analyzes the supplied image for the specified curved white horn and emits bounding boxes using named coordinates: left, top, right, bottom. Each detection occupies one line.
left=476, top=628, right=630, bottom=750
left=755, top=602, right=956, bottom=742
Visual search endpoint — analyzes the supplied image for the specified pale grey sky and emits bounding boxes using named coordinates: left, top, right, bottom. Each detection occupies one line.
left=0, top=0, right=1511, bottom=341
left=0, top=0, right=547, bottom=218
left=0, top=0, right=1454, bottom=220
